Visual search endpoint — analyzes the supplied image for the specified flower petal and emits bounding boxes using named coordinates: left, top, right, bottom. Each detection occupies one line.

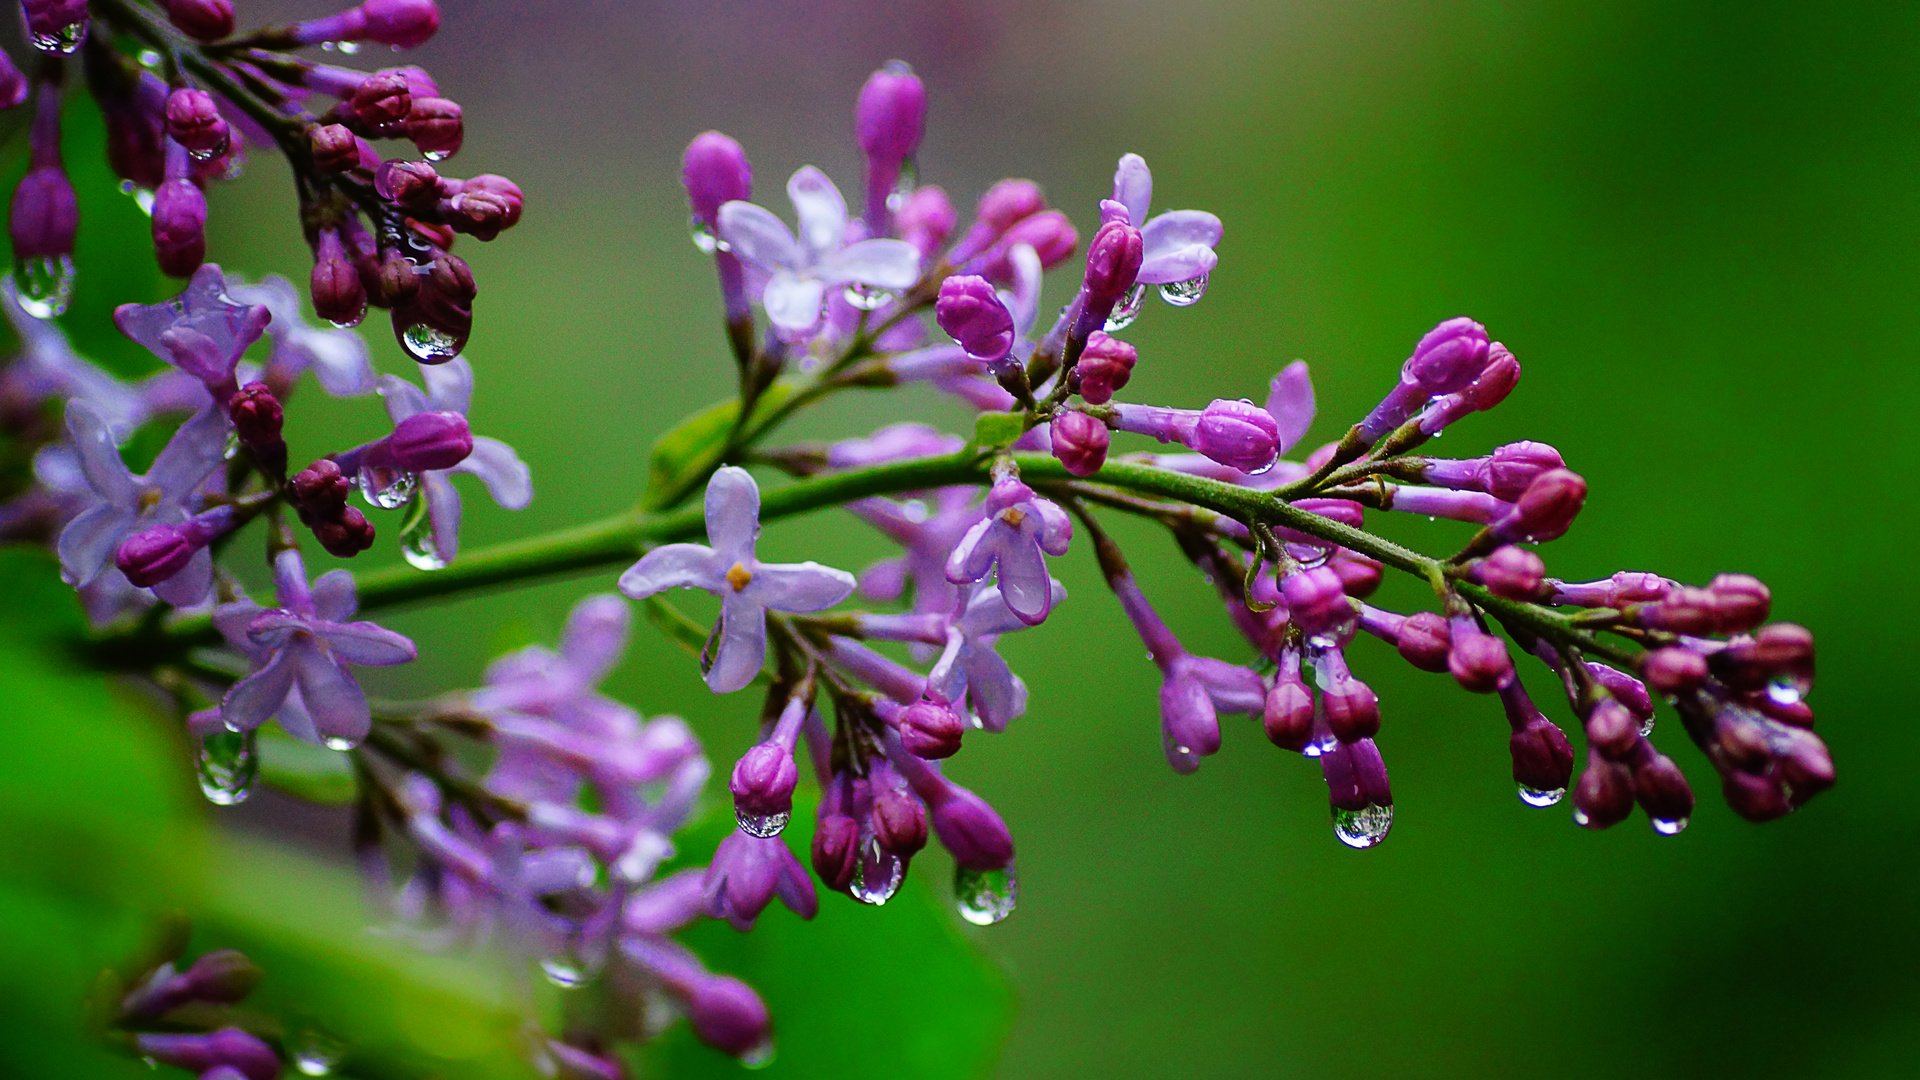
left=1112, top=153, right=1153, bottom=227
left=1264, top=360, right=1316, bottom=453
left=994, top=533, right=1053, bottom=625
left=715, top=200, right=800, bottom=270
left=786, top=165, right=848, bottom=260
left=64, top=402, right=137, bottom=505
left=452, top=436, right=533, bottom=510
left=618, top=543, right=718, bottom=598
left=1136, top=243, right=1218, bottom=286
left=817, top=239, right=921, bottom=291
left=761, top=271, right=827, bottom=335
left=379, top=373, right=431, bottom=423
left=744, top=561, right=856, bottom=613
left=706, top=596, right=767, bottom=693
left=703, top=466, right=761, bottom=561
left=1032, top=498, right=1073, bottom=556
left=56, top=503, right=132, bottom=587
left=422, top=471, right=463, bottom=564
left=151, top=546, right=213, bottom=606
left=422, top=356, right=475, bottom=413
left=961, top=642, right=1023, bottom=732
left=309, top=569, right=360, bottom=623
left=292, top=641, right=372, bottom=745
left=145, top=405, right=229, bottom=497
left=561, top=594, right=631, bottom=684
left=221, top=649, right=296, bottom=732
left=321, top=620, right=418, bottom=666
left=943, top=517, right=999, bottom=585
left=1141, top=210, right=1223, bottom=258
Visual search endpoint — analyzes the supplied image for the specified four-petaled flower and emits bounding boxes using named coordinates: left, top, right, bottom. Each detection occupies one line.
left=927, top=582, right=1063, bottom=731
left=218, top=549, right=417, bottom=748
left=716, top=166, right=921, bottom=339
left=113, top=264, right=271, bottom=398
left=702, top=831, right=818, bottom=932
left=619, top=466, right=856, bottom=693
left=945, top=478, right=1072, bottom=625
left=229, top=274, right=377, bottom=397
left=1109, top=153, right=1223, bottom=289
left=379, top=356, right=533, bottom=565
left=55, top=400, right=227, bottom=605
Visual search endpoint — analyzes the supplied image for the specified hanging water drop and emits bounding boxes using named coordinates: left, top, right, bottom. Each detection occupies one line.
left=953, top=862, right=1017, bottom=926
left=118, top=180, right=156, bottom=215
left=196, top=728, right=257, bottom=806
left=539, top=948, right=594, bottom=989
left=1638, top=715, right=1656, bottom=738
left=1331, top=803, right=1394, bottom=849
left=400, top=322, right=461, bottom=362
left=735, top=808, right=790, bottom=839
left=13, top=255, right=75, bottom=319
left=422, top=148, right=451, bottom=163
left=289, top=1027, right=345, bottom=1077
left=29, top=21, right=85, bottom=54
left=849, top=840, right=903, bottom=906
left=844, top=282, right=895, bottom=311
left=690, top=215, right=720, bottom=254
left=222, top=430, right=242, bottom=461
left=1103, top=283, right=1147, bottom=332
left=1766, top=674, right=1807, bottom=706
left=1517, top=783, right=1566, bottom=808
left=320, top=40, right=362, bottom=55
left=399, top=505, right=447, bottom=571
left=1651, top=815, right=1689, bottom=836
left=323, top=736, right=361, bottom=752
left=886, top=158, right=919, bottom=213
left=740, top=1037, right=777, bottom=1070
left=1158, top=273, right=1210, bottom=307
left=357, top=466, right=418, bottom=511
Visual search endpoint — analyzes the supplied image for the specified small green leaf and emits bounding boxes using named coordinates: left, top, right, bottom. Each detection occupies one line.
left=971, top=412, right=1028, bottom=451
left=643, top=382, right=801, bottom=510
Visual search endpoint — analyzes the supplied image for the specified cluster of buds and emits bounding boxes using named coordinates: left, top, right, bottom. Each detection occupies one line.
left=3, top=0, right=520, bottom=360
left=98, top=924, right=296, bottom=1080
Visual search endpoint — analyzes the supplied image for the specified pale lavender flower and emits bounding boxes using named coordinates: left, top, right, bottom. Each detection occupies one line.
left=379, top=357, right=533, bottom=565
left=618, top=467, right=856, bottom=693
left=1110, top=566, right=1264, bottom=773
left=219, top=549, right=416, bottom=748
left=702, top=831, right=818, bottom=931
left=714, top=167, right=920, bottom=339
left=2, top=281, right=172, bottom=436
left=113, top=264, right=272, bottom=402
left=925, top=583, right=1057, bottom=731
left=54, top=401, right=226, bottom=604
left=944, top=477, right=1072, bottom=625
left=1109, top=152, right=1223, bottom=288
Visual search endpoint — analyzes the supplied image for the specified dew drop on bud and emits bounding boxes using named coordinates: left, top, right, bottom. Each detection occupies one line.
left=1651, top=815, right=1689, bottom=837
left=399, top=502, right=447, bottom=571
left=1331, top=803, right=1394, bottom=849
left=322, top=736, right=361, bottom=752
left=30, top=21, right=86, bottom=54
left=1103, top=283, right=1146, bottom=332
left=953, top=862, right=1018, bottom=926
left=357, top=466, right=418, bottom=510
left=1517, top=783, right=1566, bottom=808
left=13, top=255, right=75, bottom=319
left=400, top=322, right=461, bottom=363
left=690, top=216, right=720, bottom=254
left=1158, top=272, right=1209, bottom=307
left=289, top=1025, right=346, bottom=1077
left=539, top=942, right=600, bottom=989
left=849, top=839, right=903, bottom=906
left=196, top=727, right=257, bottom=806
left=886, top=158, right=919, bottom=213
left=844, top=282, right=895, bottom=311
left=740, top=1037, right=777, bottom=1070
left=735, top=808, right=790, bottom=839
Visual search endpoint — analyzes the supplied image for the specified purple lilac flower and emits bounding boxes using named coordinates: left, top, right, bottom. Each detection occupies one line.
left=1108, top=152, right=1224, bottom=290
left=1, top=280, right=188, bottom=436
left=702, top=831, right=818, bottom=931
left=944, top=477, right=1072, bottom=626
left=1108, top=568, right=1263, bottom=773
left=228, top=274, right=377, bottom=397
left=619, top=467, right=856, bottom=692
left=54, top=401, right=226, bottom=604
left=218, top=549, right=416, bottom=748
left=114, top=264, right=273, bottom=403
left=714, top=167, right=921, bottom=339
left=854, top=61, right=927, bottom=233
left=378, top=357, right=532, bottom=565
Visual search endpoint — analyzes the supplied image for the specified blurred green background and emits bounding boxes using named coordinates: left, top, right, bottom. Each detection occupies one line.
left=4, top=1, right=1918, bottom=1077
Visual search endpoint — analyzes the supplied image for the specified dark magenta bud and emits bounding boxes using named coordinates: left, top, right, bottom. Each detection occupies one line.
left=1190, top=398, right=1280, bottom=474
left=227, top=382, right=284, bottom=447
left=855, top=61, right=927, bottom=166
left=1573, top=754, right=1634, bottom=830
left=871, top=788, right=928, bottom=857
left=313, top=506, right=376, bottom=558
left=1263, top=666, right=1314, bottom=752
left=897, top=697, right=964, bottom=760
left=344, top=72, right=412, bottom=129
left=929, top=786, right=1014, bottom=870
left=388, top=410, right=473, bottom=470
left=1329, top=550, right=1383, bottom=599
left=1080, top=219, right=1145, bottom=314
left=164, top=89, right=230, bottom=159
left=292, top=458, right=351, bottom=517
left=1492, top=467, right=1586, bottom=543
left=376, top=159, right=442, bottom=209
left=134, top=1029, right=279, bottom=1080
left=115, top=524, right=196, bottom=587
left=1484, top=440, right=1564, bottom=502
left=1447, top=619, right=1513, bottom=693
left=1642, top=647, right=1709, bottom=695
left=1584, top=697, right=1640, bottom=760
left=810, top=813, right=859, bottom=892
left=1395, top=611, right=1452, bottom=673
left=10, top=164, right=78, bottom=260
left=151, top=176, right=208, bottom=277
left=310, top=228, right=368, bottom=327
left=406, top=96, right=464, bottom=159
left=1049, top=411, right=1110, bottom=478
left=729, top=742, right=798, bottom=823
left=1633, top=754, right=1694, bottom=832
left=1509, top=719, right=1575, bottom=799
left=1071, top=332, right=1137, bottom=405
left=682, top=975, right=770, bottom=1059
left=934, top=274, right=1015, bottom=365
left=309, top=123, right=364, bottom=174
left=1322, top=671, right=1380, bottom=743
left=163, top=0, right=234, bottom=41
left=1477, top=545, right=1546, bottom=600
left=1709, top=622, right=1814, bottom=695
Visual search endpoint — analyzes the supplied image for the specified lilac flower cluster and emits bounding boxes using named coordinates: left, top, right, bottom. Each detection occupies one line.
left=4, top=0, right=520, bottom=360
left=109, top=934, right=290, bottom=1080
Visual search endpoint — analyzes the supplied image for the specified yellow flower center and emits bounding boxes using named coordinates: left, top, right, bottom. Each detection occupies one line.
left=725, top=562, right=754, bottom=592
left=999, top=507, right=1027, bottom=527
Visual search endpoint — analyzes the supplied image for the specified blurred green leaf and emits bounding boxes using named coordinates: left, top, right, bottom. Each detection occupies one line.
left=642, top=382, right=800, bottom=509
left=257, top=726, right=358, bottom=805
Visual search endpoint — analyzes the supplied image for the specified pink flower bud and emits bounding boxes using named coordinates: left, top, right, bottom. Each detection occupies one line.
left=1071, top=332, right=1136, bottom=405
left=682, top=131, right=752, bottom=223
left=1049, top=411, right=1110, bottom=477
left=309, top=123, right=364, bottom=174
left=810, top=813, right=859, bottom=892
left=1509, top=718, right=1574, bottom=797
left=729, top=742, right=798, bottom=821
left=116, top=524, right=196, bottom=587
left=310, top=228, right=368, bottom=327
left=897, top=697, right=964, bottom=760
left=1574, top=755, right=1634, bottom=829
left=1447, top=619, right=1513, bottom=693
left=934, top=274, right=1015, bottom=365
left=896, top=185, right=956, bottom=256
left=977, top=179, right=1045, bottom=232
left=388, top=410, right=473, bottom=470
left=1476, top=545, right=1545, bottom=600
left=1189, top=398, right=1280, bottom=474
left=1080, top=219, right=1145, bottom=314
left=406, top=96, right=464, bottom=159
left=855, top=61, right=926, bottom=166
left=1492, top=468, right=1586, bottom=543
left=1263, top=668, right=1314, bottom=751
left=872, top=787, right=929, bottom=856
left=1394, top=611, right=1451, bottom=672
left=164, top=89, right=229, bottom=159
left=163, top=0, right=235, bottom=41
left=1641, top=647, right=1709, bottom=694
left=151, top=177, right=208, bottom=277
left=1484, top=440, right=1564, bottom=502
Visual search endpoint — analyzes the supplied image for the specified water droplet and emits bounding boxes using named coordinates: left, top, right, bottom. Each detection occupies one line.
left=1331, top=803, right=1394, bottom=849
left=290, top=1028, right=345, bottom=1077
left=400, top=322, right=461, bottom=362
left=886, top=158, right=919, bottom=213
left=1517, top=783, right=1566, bottom=808
left=690, top=215, right=720, bottom=254
left=735, top=808, right=790, bottom=838
left=1103, top=284, right=1146, bottom=332
left=1638, top=716, right=1656, bottom=738
left=849, top=840, right=903, bottom=906
left=196, top=728, right=256, bottom=806
left=844, top=282, right=895, bottom=311
left=399, top=505, right=447, bottom=571
left=1158, top=273, right=1210, bottom=307
left=741, top=1037, right=776, bottom=1070
left=1651, top=815, right=1689, bottom=836
left=422, top=149, right=451, bottom=162
left=1766, top=674, right=1807, bottom=706
left=953, top=862, right=1017, bottom=926
left=222, top=430, right=242, bottom=461
left=1572, top=806, right=1592, bottom=827
left=136, top=48, right=162, bottom=68
left=357, top=466, right=418, bottom=510
left=118, top=180, right=156, bottom=216
left=540, top=948, right=594, bottom=989
left=30, top=21, right=85, bottom=53
left=320, top=40, right=362, bottom=55
left=13, top=255, right=75, bottom=319
left=186, top=144, right=222, bottom=163
left=323, top=736, right=360, bottom=752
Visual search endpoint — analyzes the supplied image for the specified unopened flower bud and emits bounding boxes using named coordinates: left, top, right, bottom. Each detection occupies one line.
left=896, top=185, right=955, bottom=256
left=377, top=159, right=442, bottom=209
left=1395, top=611, right=1452, bottom=672
left=0, top=53, right=24, bottom=111
left=1329, top=550, right=1382, bottom=599
left=309, top=123, right=363, bottom=174
left=292, top=458, right=351, bottom=516
left=1049, top=411, right=1109, bottom=477
left=871, top=787, right=928, bottom=856
left=1322, top=670, right=1380, bottom=743
left=1484, top=440, right=1564, bottom=502
left=929, top=786, right=1014, bottom=870
left=1641, top=646, right=1709, bottom=694
left=1709, top=622, right=1814, bottom=694
left=1281, top=567, right=1350, bottom=640
left=310, top=228, right=367, bottom=327
left=151, top=176, right=208, bottom=277
left=682, top=131, right=753, bottom=224
left=10, top=164, right=78, bottom=260
left=163, top=0, right=234, bottom=41
left=1071, top=332, right=1136, bottom=405
left=1078, top=219, right=1145, bottom=321
left=164, top=89, right=229, bottom=159
left=977, top=179, right=1045, bottom=232
left=1584, top=697, right=1640, bottom=759
left=1263, top=666, right=1314, bottom=751
left=682, top=974, right=770, bottom=1059
left=1476, top=545, right=1545, bottom=600
left=344, top=73, right=411, bottom=130
left=1573, top=754, right=1634, bottom=829
left=116, top=524, right=196, bottom=587
left=1447, top=619, right=1513, bottom=693
left=856, top=61, right=927, bottom=166
left=1492, top=468, right=1586, bottom=543
left=227, top=382, right=284, bottom=449
left=971, top=210, right=1076, bottom=279
left=1508, top=718, right=1575, bottom=797
left=729, top=742, right=798, bottom=822
left=1405, top=317, right=1491, bottom=395
left=134, top=1029, right=279, bottom=1080
left=312, top=505, right=376, bottom=557
left=406, top=96, right=464, bottom=159
left=388, top=410, right=473, bottom=470
left=810, top=813, right=859, bottom=892
left=934, top=274, right=1016, bottom=365
left=896, top=697, right=964, bottom=760
left=1190, top=398, right=1280, bottom=474
left=297, top=0, right=440, bottom=49
left=1632, top=753, right=1694, bottom=830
